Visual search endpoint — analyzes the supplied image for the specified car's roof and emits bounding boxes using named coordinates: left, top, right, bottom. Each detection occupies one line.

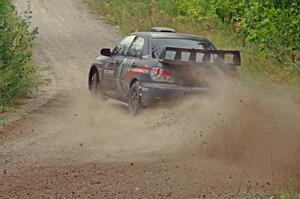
left=130, top=32, right=210, bottom=41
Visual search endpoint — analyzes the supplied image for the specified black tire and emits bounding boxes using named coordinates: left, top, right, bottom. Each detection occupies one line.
left=128, top=81, right=142, bottom=115
left=90, top=72, right=100, bottom=96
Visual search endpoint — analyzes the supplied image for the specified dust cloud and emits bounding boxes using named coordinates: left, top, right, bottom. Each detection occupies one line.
left=173, top=75, right=300, bottom=182
left=205, top=76, right=299, bottom=176
left=67, top=72, right=300, bottom=185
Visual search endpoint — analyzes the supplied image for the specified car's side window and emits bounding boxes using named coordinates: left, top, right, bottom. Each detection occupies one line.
left=127, top=37, right=145, bottom=58
left=112, top=35, right=136, bottom=56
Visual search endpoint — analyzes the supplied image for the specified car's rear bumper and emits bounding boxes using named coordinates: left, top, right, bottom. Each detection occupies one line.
left=140, top=82, right=209, bottom=106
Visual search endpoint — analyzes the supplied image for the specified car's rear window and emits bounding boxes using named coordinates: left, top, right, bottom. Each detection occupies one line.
left=151, top=38, right=215, bottom=59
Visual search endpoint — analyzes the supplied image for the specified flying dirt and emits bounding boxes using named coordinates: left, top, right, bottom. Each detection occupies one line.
left=0, top=0, right=299, bottom=198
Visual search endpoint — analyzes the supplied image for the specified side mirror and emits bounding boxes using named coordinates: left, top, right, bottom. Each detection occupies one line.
left=100, top=48, right=111, bottom=57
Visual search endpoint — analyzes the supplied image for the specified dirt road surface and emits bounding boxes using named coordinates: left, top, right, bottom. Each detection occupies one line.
left=0, top=0, right=299, bottom=198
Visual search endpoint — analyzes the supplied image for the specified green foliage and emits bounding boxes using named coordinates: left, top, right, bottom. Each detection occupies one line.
left=155, top=0, right=180, bottom=17
left=177, top=0, right=215, bottom=21
left=177, top=0, right=300, bottom=54
left=280, top=181, right=300, bottom=199
left=0, top=0, right=38, bottom=109
left=243, top=1, right=299, bottom=62
left=84, top=0, right=300, bottom=85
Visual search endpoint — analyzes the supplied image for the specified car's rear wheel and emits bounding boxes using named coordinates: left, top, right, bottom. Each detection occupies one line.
left=128, top=81, right=142, bottom=115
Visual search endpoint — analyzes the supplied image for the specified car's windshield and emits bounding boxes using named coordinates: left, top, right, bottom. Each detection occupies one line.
left=151, top=38, right=215, bottom=59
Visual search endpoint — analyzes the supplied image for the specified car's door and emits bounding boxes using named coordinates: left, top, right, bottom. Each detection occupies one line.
left=119, top=36, right=146, bottom=96
left=102, top=35, right=136, bottom=93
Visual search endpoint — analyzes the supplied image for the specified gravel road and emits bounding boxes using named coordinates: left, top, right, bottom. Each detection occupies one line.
left=0, top=0, right=299, bottom=198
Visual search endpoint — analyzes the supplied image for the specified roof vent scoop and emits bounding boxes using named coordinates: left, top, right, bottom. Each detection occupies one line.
left=150, top=27, right=176, bottom=33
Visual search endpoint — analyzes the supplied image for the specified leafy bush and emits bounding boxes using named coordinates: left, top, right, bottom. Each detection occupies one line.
left=177, top=0, right=300, bottom=60
left=176, top=0, right=300, bottom=84
left=0, top=0, right=38, bottom=109
left=84, top=0, right=300, bottom=85
left=243, top=2, right=299, bottom=57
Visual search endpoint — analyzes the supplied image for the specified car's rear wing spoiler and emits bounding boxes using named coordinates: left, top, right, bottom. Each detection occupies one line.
left=159, top=47, right=241, bottom=66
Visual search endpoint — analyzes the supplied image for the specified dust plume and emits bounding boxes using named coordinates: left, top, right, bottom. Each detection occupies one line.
left=70, top=71, right=300, bottom=183
left=172, top=72, right=300, bottom=182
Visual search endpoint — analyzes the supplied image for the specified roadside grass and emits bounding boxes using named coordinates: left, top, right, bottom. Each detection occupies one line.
left=83, top=0, right=300, bottom=86
left=0, top=116, right=7, bottom=125
left=0, top=61, right=42, bottom=112
left=0, top=63, right=40, bottom=112
left=280, top=181, right=300, bottom=199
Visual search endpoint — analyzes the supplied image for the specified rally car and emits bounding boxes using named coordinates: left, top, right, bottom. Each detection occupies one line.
left=88, top=27, right=240, bottom=114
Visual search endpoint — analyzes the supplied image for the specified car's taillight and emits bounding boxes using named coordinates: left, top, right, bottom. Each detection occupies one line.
left=150, top=67, right=175, bottom=83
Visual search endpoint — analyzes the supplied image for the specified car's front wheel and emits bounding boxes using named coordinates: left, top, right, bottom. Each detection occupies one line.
left=128, top=81, right=142, bottom=115
left=90, top=72, right=100, bottom=96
